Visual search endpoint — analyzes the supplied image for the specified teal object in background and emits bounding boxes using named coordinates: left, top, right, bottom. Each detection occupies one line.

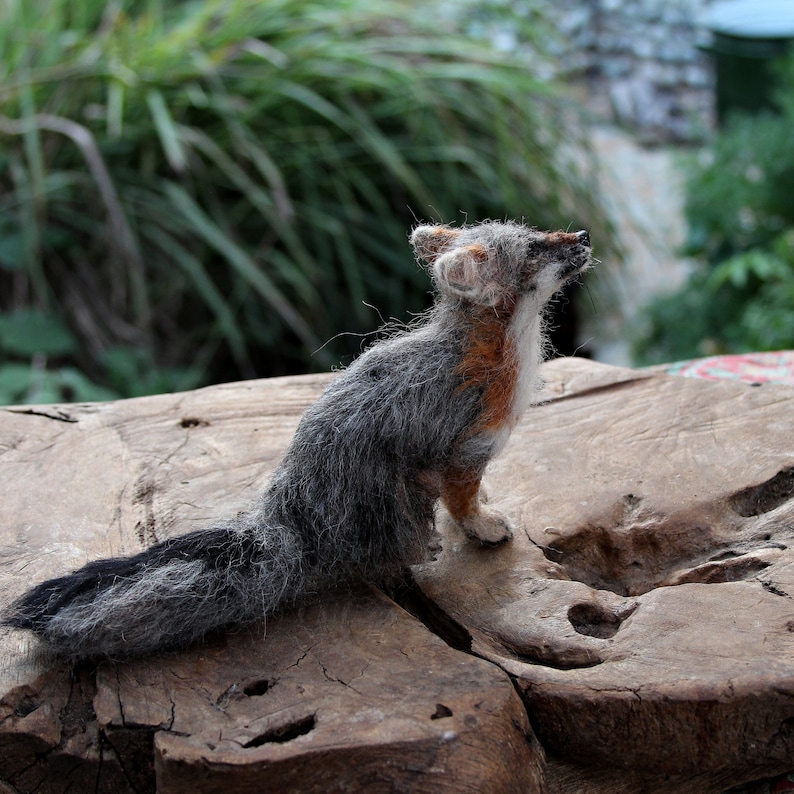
left=704, top=0, right=794, bottom=123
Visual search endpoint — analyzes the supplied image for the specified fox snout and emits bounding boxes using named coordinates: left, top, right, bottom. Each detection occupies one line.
left=553, top=230, right=592, bottom=284
left=546, top=229, right=591, bottom=251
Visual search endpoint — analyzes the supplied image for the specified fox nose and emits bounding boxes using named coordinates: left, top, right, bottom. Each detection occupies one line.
left=576, top=229, right=590, bottom=246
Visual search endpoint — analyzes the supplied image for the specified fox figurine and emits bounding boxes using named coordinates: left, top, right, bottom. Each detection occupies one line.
left=3, top=220, right=592, bottom=660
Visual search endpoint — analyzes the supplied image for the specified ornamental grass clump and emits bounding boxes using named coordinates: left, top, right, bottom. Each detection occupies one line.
left=0, top=0, right=607, bottom=400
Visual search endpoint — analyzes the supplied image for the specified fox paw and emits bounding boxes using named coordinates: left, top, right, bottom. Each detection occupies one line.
left=460, top=509, right=514, bottom=547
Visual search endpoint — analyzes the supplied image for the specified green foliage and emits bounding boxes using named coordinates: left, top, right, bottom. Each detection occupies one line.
left=634, top=56, right=794, bottom=365
left=100, top=346, right=204, bottom=398
left=0, top=309, right=76, bottom=358
left=634, top=238, right=794, bottom=364
left=0, top=308, right=111, bottom=403
left=0, top=0, right=609, bottom=403
left=0, top=308, right=200, bottom=403
left=683, top=114, right=794, bottom=262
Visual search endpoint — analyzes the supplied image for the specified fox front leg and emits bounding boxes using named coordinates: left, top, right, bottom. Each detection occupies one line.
left=440, top=465, right=514, bottom=547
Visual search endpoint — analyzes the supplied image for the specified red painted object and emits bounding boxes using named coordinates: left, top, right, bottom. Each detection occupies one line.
left=665, top=351, right=794, bottom=386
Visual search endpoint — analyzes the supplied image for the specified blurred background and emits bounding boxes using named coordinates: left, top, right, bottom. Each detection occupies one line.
left=2, top=0, right=794, bottom=403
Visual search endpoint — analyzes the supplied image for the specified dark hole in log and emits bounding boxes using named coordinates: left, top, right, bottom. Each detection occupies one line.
left=243, top=679, right=273, bottom=697
left=730, top=467, right=794, bottom=517
left=243, top=714, right=316, bottom=748
left=179, top=417, right=209, bottom=429
left=568, top=602, right=634, bottom=639
left=13, top=697, right=39, bottom=718
left=762, top=581, right=789, bottom=598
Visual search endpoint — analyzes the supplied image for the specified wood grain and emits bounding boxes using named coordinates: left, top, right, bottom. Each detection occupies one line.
left=415, top=358, right=794, bottom=792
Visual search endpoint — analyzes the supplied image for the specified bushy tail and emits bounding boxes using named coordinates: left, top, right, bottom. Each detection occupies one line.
left=3, top=522, right=305, bottom=660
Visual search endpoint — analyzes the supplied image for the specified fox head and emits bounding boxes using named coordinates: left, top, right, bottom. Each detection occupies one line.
left=410, top=220, right=592, bottom=308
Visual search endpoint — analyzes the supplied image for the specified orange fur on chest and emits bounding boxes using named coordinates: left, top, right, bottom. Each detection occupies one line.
left=456, top=310, right=518, bottom=433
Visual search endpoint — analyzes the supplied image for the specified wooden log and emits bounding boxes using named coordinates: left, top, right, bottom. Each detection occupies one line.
left=0, top=374, right=541, bottom=793
left=2, top=358, right=794, bottom=792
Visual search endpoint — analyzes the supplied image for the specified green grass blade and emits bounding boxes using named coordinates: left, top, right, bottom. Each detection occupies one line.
left=163, top=181, right=317, bottom=350
left=146, top=88, right=187, bottom=172
left=146, top=224, right=251, bottom=370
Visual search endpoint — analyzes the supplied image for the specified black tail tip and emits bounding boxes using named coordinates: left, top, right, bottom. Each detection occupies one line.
left=1, top=604, right=42, bottom=631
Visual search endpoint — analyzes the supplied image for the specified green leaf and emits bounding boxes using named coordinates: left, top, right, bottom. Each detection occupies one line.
left=0, top=231, right=25, bottom=270
left=100, top=346, right=202, bottom=398
left=0, top=310, right=76, bottom=357
left=53, top=367, right=119, bottom=403
left=0, top=363, right=32, bottom=404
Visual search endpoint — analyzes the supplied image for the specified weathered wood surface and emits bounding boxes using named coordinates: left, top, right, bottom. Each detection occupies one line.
left=107, top=586, right=540, bottom=794
left=415, top=360, right=794, bottom=792
left=1, top=358, right=793, bottom=792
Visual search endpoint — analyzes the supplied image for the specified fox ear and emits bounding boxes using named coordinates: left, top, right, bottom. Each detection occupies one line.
left=433, top=244, right=503, bottom=306
left=410, top=225, right=461, bottom=262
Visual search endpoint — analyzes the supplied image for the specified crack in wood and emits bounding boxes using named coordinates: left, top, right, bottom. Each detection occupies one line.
left=4, top=408, right=78, bottom=423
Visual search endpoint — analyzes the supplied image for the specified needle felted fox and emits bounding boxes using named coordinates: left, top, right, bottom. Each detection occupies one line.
left=4, top=220, right=592, bottom=660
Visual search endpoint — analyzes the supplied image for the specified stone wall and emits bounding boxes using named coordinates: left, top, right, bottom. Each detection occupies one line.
left=553, top=0, right=716, bottom=142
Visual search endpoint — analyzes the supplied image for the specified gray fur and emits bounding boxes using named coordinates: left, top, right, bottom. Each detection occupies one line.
left=3, top=220, right=592, bottom=660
